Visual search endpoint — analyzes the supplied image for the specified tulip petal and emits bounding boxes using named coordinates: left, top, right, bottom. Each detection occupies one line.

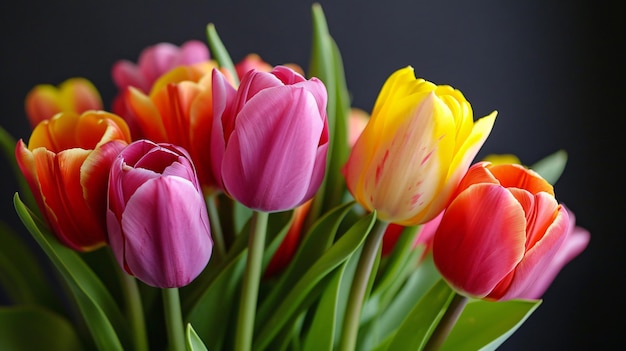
left=493, top=203, right=569, bottom=300
left=177, top=40, right=210, bottom=65
left=25, top=85, right=63, bottom=126
left=222, top=87, right=322, bottom=211
left=211, top=69, right=238, bottom=188
left=112, top=60, right=149, bottom=91
left=425, top=111, right=497, bottom=220
left=120, top=177, right=212, bottom=288
left=31, top=147, right=107, bottom=250
left=138, top=43, right=179, bottom=84
left=433, top=184, right=526, bottom=297
left=125, top=87, right=168, bottom=141
left=519, top=213, right=589, bottom=299
left=489, top=163, right=554, bottom=196
left=59, top=78, right=102, bottom=113
left=81, top=140, right=127, bottom=220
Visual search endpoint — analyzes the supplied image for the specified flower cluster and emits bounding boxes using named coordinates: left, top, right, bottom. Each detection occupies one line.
left=0, top=4, right=589, bottom=351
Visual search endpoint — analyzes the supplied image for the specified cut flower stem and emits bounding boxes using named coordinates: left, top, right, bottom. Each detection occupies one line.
left=120, top=272, right=149, bottom=351
left=235, top=210, right=269, bottom=351
left=339, top=218, right=389, bottom=351
left=162, top=288, right=186, bottom=351
left=206, top=194, right=227, bottom=262
left=423, top=292, right=469, bottom=351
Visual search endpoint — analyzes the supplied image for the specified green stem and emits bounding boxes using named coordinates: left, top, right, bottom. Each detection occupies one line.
left=235, top=210, right=269, bottom=351
left=162, top=288, right=186, bottom=351
left=423, top=293, right=469, bottom=351
left=206, top=194, right=227, bottom=262
left=339, top=219, right=389, bottom=351
left=120, top=273, right=149, bottom=351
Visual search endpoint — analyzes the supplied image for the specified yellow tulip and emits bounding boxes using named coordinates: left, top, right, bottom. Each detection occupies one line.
left=343, top=66, right=496, bottom=225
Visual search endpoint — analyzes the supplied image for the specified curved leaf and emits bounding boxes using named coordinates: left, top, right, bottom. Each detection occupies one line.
left=256, top=201, right=355, bottom=326
left=13, top=193, right=128, bottom=350
left=530, top=149, right=567, bottom=185
left=386, top=279, right=455, bottom=351
left=253, top=211, right=376, bottom=350
left=302, top=262, right=347, bottom=351
left=440, top=299, right=542, bottom=351
left=185, top=323, right=208, bottom=351
left=206, top=23, right=238, bottom=86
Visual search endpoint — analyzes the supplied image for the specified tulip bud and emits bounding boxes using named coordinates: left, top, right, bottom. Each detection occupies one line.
left=15, top=111, right=131, bottom=251
left=211, top=66, right=329, bottom=212
left=343, top=66, right=496, bottom=225
left=432, top=162, right=573, bottom=300
left=106, top=140, right=213, bottom=288
left=25, top=78, right=103, bottom=128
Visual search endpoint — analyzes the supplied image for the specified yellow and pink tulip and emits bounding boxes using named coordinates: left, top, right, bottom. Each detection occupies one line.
left=343, top=66, right=496, bottom=225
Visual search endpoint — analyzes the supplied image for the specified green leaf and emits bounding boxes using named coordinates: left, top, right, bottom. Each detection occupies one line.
left=0, top=221, right=62, bottom=313
left=256, top=201, right=355, bottom=327
left=439, top=299, right=542, bottom=351
left=0, top=305, right=82, bottom=351
left=302, top=262, right=347, bottom=351
left=186, top=323, right=209, bottom=351
left=385, top=279, right=455, bottom=351
left=366, top=225, right=422, bottom=317
left=253, top=211, right=376, bottom=350
left=185, top=248, right=246, bottom=351
left=184, top=211, right=293, bottom=350
left=206, top=23, right=239, bottom=86
left=367, top=253, right=441, bottom=350
left=13, top=193, right=129, bottom=351
left=305, top=3, right=351, bottom=227
left=530, top=149, right=567, bottom=185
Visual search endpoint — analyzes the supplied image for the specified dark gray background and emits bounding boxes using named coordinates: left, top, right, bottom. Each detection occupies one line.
left=0, top=1, right=622, bottom=350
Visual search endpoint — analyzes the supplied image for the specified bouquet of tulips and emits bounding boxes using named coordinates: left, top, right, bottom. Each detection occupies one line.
left=0, top=4, right=590, bottom=351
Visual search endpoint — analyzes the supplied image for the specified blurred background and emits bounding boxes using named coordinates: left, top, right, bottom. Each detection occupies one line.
left=0, top=0, right=622, bottom=350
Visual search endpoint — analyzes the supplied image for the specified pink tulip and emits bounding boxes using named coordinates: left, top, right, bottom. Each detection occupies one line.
left=433, top=162, right=573, bottom=300
left=111, top=40, right=210, bottom=93
left=106, top=140, right=212, bottom=288
left=211, top=66, right=329, bottom=212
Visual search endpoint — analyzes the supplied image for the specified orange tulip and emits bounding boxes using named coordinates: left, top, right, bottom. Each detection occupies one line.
left=122, top=62, right=219, bottom=192
left=15, top=111, right=131, bottom=251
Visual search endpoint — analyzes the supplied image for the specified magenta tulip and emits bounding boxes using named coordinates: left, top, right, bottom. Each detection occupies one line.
left=106, top=140, right=212, bottom=288
left=211, top=66, right=329, bottom=212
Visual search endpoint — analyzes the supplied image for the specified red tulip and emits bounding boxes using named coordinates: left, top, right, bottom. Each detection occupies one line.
left=106, top=140, right=212, bottom=288
left=433, top=162, right=571, bottom=300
